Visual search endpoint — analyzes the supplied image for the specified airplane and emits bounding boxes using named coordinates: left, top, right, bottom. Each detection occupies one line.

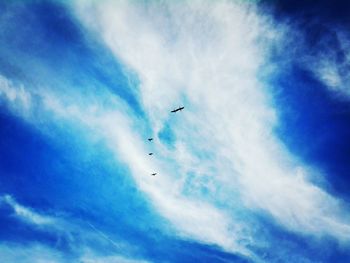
left=148, top=153, right=153, bottom=156
left=151, top=173, right=157, bottom=176
left=171, top=106, right=184, bottom=113
left=148, top=138, right=153, bottom=141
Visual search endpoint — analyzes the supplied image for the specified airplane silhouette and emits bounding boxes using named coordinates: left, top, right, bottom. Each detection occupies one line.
left=148, top=153, right=153, bottom=156
left=171, top=106, right=184, bottom=113
left=148, top=138, right=153, bottom=141
left=151, top=173, right=157, bottom=176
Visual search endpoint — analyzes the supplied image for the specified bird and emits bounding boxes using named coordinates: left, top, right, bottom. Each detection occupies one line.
left=151, top=173, right=157, bottom=176
left=148, top=138, right=153, bottom=141
left=148, top=153, right=153, bottom=156
left=171, top=106, right=184, bottom=113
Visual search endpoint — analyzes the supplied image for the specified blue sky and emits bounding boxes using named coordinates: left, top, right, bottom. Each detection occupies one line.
left=0, top=1, right=350, bottom=262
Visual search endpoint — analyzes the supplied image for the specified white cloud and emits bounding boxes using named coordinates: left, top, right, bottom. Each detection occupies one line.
left=0, top=243, right=65, bottom=263
left=315, top=59, right=342, bottom=89
left=38, top=90, right=247, bottom=254
left=1, top=195, right=55, bottom=226
left=0, top=194, right=147, bottom=262
left=280, top=24, right=350, bottom=96
left=0, top=243, right=149, bottom=263
left=0, top=75, right=31, bottom=110
left=79, top=251, right=150, bottom=263
left=1, top=0, right=350, bottom=259
left=72, top=0, right=350, bottom=246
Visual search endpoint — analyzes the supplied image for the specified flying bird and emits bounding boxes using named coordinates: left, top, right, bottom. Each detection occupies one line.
left=171, top=106, right=184, bottom=113
left=151, top=173, right=157, bottom=176
left=148, top=153, right=153, bottom=156
left=148, top=138, right=153, bottom=141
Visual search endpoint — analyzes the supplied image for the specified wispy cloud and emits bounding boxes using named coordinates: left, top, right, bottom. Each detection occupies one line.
left=80, top=253, right=151, bottom=263
left=1, top=194, right=55, bottom=226
left=0, top=72, right=249, bottom=255
left=311, top=31, right=350, bottom=95
left=0, top=242, right=150, bottom=263
left=272, top=20, right=350, bottom=97
left=72, top=0, right=350, bottom=246
left=0, top=194, right=148, bottom=262
left=0, top=75, right=31, bottom=111
left=1, top=0, right=350, bottom=261
left=0, top=243, right=66, bottom=263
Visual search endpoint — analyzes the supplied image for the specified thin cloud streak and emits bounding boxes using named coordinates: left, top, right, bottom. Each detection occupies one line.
left=0, top=194, right=148, bottom=262
left=1, top=195, right=55, bottom=226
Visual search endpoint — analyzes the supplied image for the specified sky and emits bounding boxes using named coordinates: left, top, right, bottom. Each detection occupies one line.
left=0, top=0, right=350, bottom=262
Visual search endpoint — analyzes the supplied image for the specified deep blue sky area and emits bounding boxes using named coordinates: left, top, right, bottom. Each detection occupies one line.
left=271, top=66, right=350, bottom=201
left=262, top=0, right=350, bottom=23
left=260, top=0, right=350, bottom=201
left=0, top=1, right=350, bottom=262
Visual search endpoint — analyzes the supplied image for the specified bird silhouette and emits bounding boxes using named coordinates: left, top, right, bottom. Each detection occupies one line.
left=171, top=106, right=184, bottom=113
